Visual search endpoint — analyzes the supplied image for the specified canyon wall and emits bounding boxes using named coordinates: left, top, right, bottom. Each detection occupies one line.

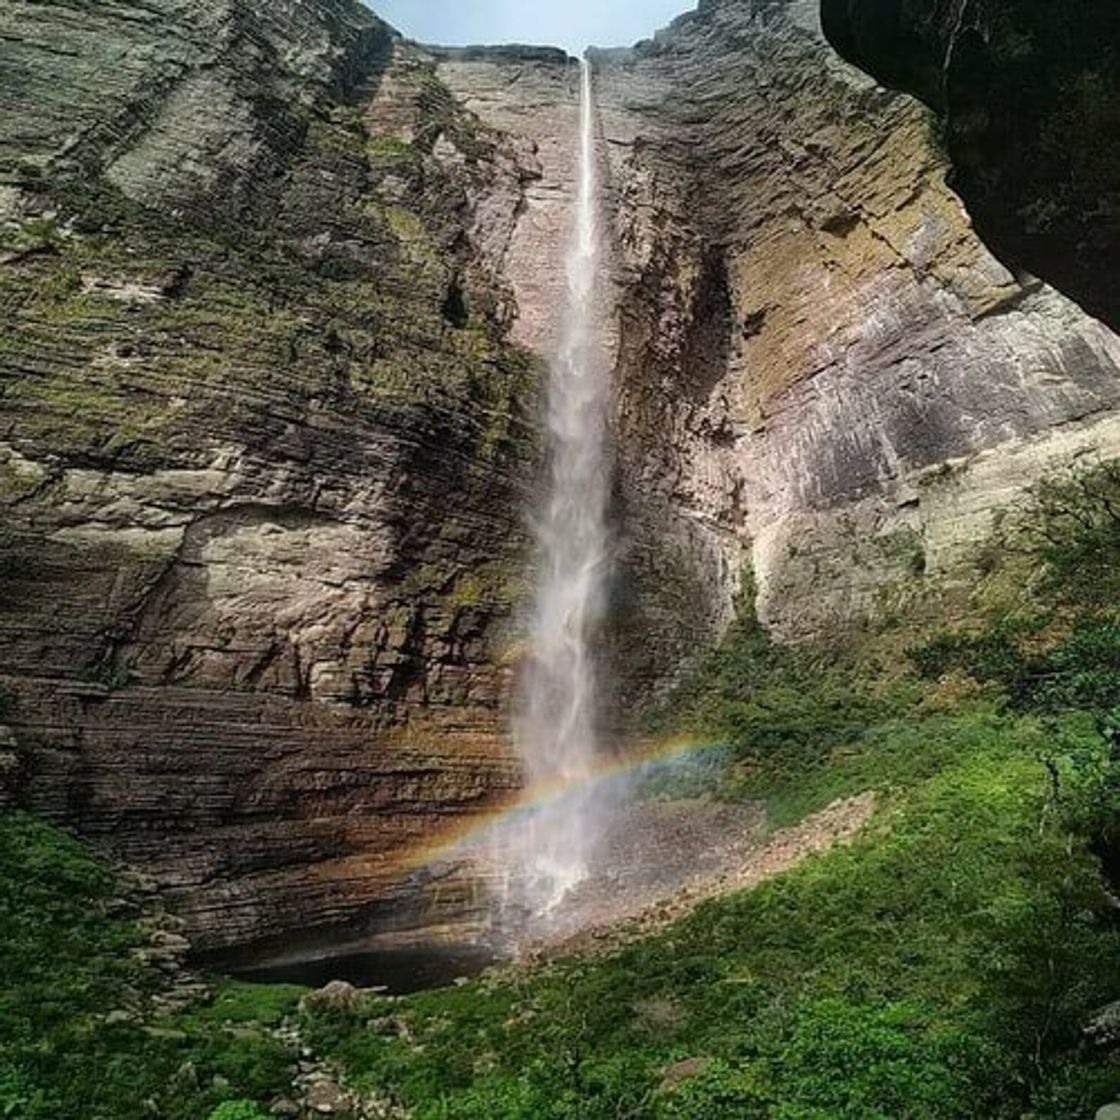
left=439, top=0, right=1120, bottom=693
left=0, top=0, right=547, bottom=956
left=821, top=0, right=1120, bottom=333
left=590, top=0, right=1120, bottom=649
left=3, top=0, right=1119, bottom=954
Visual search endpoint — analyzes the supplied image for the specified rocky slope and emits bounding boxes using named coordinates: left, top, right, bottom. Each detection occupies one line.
left=3, top=0, right=1120, bottom=958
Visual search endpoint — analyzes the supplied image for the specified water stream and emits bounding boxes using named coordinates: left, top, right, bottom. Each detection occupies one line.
left=506, top=56, right=612, bottom=921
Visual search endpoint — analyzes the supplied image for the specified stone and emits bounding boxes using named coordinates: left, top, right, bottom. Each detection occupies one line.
left=1, top=0, right=532, bottom=958
left=301, top=981, right=363, bottom=1014
left=659, top=1057, right=711, bottom=1091
left=143, top=1026, right=188, bottom=1041
left=304, top=1077, right=352, bottom=1115
left=1085, top=1000, right=1120, bottom=1045
left=1095, top=1106, right=1120, bottom=1120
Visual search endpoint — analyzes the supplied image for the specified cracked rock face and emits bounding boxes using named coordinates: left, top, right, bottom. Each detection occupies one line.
left=440, top=0, right=1120, bottom=698
left=593, top=0, right=1120, bottom=651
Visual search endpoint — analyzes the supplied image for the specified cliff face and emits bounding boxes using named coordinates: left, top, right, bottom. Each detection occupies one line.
left=4, top=0, right=1120, bottom=955
left=821, top=0, right=1120, bottom=333
left=0, top=0, right=544, bottom=954
left=592, top=0, right=1120, bottom=654
left=437, top=1, right=1120, bottom=701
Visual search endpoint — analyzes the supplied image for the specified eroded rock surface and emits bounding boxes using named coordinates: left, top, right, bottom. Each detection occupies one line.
left=592, top=0, right=1120, bottom=650
left=821, top=0, right=1120, bottom=332
left=3, top=0, right=1120, bottom=955
left=0, top=0, right=538, bottom=953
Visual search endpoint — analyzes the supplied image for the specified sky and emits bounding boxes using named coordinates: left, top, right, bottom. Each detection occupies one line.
left=367, top=0, right=695, bottom=56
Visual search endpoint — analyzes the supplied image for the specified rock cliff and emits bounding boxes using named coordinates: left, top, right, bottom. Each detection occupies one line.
left=3, top=0, right=1120, bottom=956
left=821, top=0, right=1120, bottom=332
left=438, top=0, right=1120, bottom=695
left=590, top=0, right=1120, bottom=654
left=0, top=0, right=542, bottom=955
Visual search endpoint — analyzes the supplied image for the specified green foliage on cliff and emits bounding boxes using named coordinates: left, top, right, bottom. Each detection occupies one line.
left=0, top=812, right=299, bottom=1120
left=913, top=462, right=1120, bottom=720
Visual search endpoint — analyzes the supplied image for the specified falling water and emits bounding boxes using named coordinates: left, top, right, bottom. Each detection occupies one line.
left=510, top=56, right=611, bottom=921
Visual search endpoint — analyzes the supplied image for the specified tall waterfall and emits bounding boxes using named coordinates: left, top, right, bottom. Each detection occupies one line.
left=513, top=56, right=611, bottom=919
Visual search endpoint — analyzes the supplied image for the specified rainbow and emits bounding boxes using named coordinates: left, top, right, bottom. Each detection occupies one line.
left=392, top=734, right=732, bottom=881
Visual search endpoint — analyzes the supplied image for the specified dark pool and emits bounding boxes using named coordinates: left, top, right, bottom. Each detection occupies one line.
left=232, top=943, right=499, bottom=995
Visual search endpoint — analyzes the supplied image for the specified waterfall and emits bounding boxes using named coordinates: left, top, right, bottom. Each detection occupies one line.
left=511, top=56, right=611, bottom=920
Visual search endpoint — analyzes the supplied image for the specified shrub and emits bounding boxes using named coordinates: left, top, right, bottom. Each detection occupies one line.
left=1017, top=460, right=1120, bottom=608
left=207, top=1103, right=271, bottom=1120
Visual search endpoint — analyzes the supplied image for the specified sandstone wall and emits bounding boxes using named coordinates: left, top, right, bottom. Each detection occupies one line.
left=0, top=0, right=540, bottom=954
left=432, top=1, right=1120, bottom=709
left=593, top=0, right=1120, bottom=654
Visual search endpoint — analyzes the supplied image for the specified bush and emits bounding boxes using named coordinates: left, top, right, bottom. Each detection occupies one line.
left=0, top=812, right=296, bottom=1119
left=911, top=462, right=1120, bottom=719
left=912, top=620, right=1120, bottom=716
left=208, top=1102, right=271, bottom=1120
left=665, top=575, right=902, bottom=778
left=1017, top=460, right=1120, bottom=608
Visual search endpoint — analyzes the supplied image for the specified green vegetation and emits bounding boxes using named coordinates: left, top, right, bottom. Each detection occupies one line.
left=204, top=1102, right=269, bottom=1120
left=0, top=812, right=301, bottom=1120
left=293, top=463, right=1120, bottom=1118
left=912, top=462, right=1120, bottom=724
left=206, top=1103, right=271, bottom=1120
left=5, top=464, right=1120, bottom=1118
left=294, top=701, right=1120, bottom=1119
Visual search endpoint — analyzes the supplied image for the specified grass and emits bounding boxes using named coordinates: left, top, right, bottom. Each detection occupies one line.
left=0, top=812, right=302, bottom=1120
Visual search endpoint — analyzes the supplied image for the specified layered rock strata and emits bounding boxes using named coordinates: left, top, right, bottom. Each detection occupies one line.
left=437, top=0, right=1120, bottom=692
left=3, top=0, right=1120, bottom=954
left=591, top=0, right=1120, bottom=650
left=0, top=0, right=544, bottom=953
